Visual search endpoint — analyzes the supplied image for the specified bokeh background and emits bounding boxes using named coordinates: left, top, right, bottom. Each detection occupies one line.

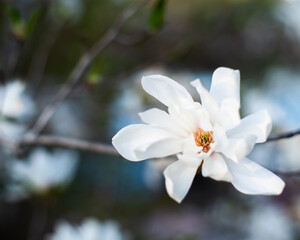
left=1, top=0, right=300, bottom=239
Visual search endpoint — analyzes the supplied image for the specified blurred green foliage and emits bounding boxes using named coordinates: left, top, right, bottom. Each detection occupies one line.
left=149, top=0, right=166, bottom=32
left=5, top=4, right=40, bottom=40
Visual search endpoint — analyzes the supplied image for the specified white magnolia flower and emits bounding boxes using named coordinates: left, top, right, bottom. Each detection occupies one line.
left=0, top=80, right=34, bottom=119
left=46, top=218, right=128, bottom=240
left=8, top=148, right=79, bottom=194
left=112, top=67, right=285, bottom=203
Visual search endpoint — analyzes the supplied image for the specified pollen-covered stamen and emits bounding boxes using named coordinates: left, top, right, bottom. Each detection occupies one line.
left=194, top=128, right=214, bottom=153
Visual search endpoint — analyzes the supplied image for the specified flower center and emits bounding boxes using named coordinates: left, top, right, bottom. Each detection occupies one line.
left=194, top=128, right=214, bottom=153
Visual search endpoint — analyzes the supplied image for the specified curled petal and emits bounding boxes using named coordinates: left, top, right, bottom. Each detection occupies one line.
left=142, top=75, right=194, bottom=107
left=226, top=110, right=272, bottom=143
left=112, top=124, right=182, bottom=161
left=210, top=67, right=241, bottom=129
left=163, top=160, right=198, bottom=203
left=210, top=67, right=240, bottom=108
left=139, top=108, right=189, bottom=138
left=225, top=157, right=285, bottom=195
left=202, top=153, right=232, bottom=182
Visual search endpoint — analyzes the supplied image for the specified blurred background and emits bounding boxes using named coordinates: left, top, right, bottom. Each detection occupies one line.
left=0, top=0, right=300, bottom=239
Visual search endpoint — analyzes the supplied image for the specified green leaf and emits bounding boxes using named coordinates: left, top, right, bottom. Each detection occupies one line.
left=24, top=8, right=40, bottom=38
left=6, top=5, right=21, bottom=25
left=149, top=0, right=166, bottom=32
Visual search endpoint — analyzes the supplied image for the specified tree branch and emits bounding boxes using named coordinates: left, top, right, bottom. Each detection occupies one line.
left=273, top=170, right=300, bottom=178
left=266, top=128, right=300, bottom=142
left=26, top=0, right=150, bottom=139
left=20, top=135, right=119, bottom=155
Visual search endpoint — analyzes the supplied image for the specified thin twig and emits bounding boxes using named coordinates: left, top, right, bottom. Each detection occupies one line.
left=21, top=135, right=119, bottom=155
left=266, top=128, right=300, bottom=142
left=273, top=170, right=300, bottom=178
left=26, top=0, right=150, bottom=138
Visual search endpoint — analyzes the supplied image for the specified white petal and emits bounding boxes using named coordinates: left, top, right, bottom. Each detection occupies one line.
left=202, top=153, right=232, bottom=182
left=213, top=124, right=230, bottom=154
left=112, top=124, right=182, bottom=161
left=225, top=136, right=257, bottom=163
left=191, top=79, right=219, bottom=123
left=138, top=108, right=189, bottom=138
left=177, top=152, right=202, bottom=169
left=168, top=104, right=198, bottom=133
left=182, top=134, right=201, bottom=157
left=225, top=157, right=285, bottom=195
left=226, top=110, right=272, bottom=143
left=141, top=75, right=194, bottom=107
left=163, top=160, right=198, bottom=203
left=213, top=124, right=257, bottom=163
left=210, top=67, right=240, bottom=108
left=210, top=67, right=241, bottom=129
left=168, top=102, right=212, bottom=133
left=217, top=99, right=240, bottom=130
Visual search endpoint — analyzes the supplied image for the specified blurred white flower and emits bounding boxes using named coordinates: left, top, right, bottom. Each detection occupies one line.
left=8, top=148, right=79, bottom=195
left=112, top=67, right=285, bottom=203
left=0, top=80, right=34, bottom=119
left=0, top=120, right=25, bottom=140
left=46, top=218, right=128, bottom=240
left=248, top=204, right=294, bottom=240
left=276, top=0, right=300, bottom=39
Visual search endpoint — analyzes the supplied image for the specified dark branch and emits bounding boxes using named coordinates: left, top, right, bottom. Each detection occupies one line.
left=273, top=170, right=300, bottom=178
left=266, top=128, right=300, bottom=142
left=26, top=0, right=150, bottom=138
left=20, top=135, right=119, bottom=156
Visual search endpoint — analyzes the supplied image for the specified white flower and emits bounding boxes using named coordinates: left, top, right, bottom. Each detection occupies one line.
left=0, top=80, right=34, bottom=119
left=0, top=120, right=25, bottom=140
left=112, top=67, right=285, bottom=203
left=8, top=148, right=79, bottom=195
left=46, top=218, right=128, bottom=240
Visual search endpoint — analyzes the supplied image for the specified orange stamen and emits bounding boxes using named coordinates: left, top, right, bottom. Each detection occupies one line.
left=194, top=128, right=214, bottom=153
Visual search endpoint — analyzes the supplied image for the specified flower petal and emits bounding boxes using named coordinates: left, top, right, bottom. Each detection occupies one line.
left=213, top=124, right=257, bottom=163
left=202, top=153, right=232, bottom=182
left=210, top=67, right=240, bottom=108
left=142, top=75, right=194, bottom=107
left=177, top=151, right=202, bottom=169
left=138, top=108, right=189, bottom=138
left=217, top=99, right=240, bottom=130
left=213, top=124, right=230, bottom=154
left=191, top=79, right=219, bottom=123
left=112, top=124, right=182, bottom=161
left=225, top=157, right=285, bottom=195
left=226, top=136, right=257, bottom=163
left=210, top=67, right=241, bottom=129
left=163, top=160, right=198, bottom=203
left=168, top=102, right=212, bottom=134
left=226, top=110, right=272, bottom=143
